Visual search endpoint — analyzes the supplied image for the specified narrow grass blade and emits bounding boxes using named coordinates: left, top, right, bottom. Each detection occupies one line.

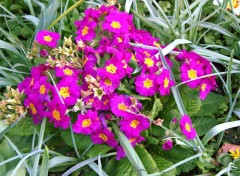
left=162, top=39, right=191, bottom=56
left=39, top=146, right=49, bottom=176
left=202, top=120, right=240, bottom=145
left=113, top=124, right=148, bottom=176
left=97, top=154, right=103, bottom=176
left=9, top=149, right=44, bottom=176
left=125, top=0, right=134, bottom=13
left=148, top=153, right=202, bottom=176
left=48, top=156, right=78, bottom=169
left=23, top=15, right=39, bottom=26
left=227, top=50, right=234, bottom=97
left=142, top=0, right=159, bottom=17
left=62, top=153, right=116, bottom=176
left=88, top=162, right=108, bottom=176
left=31, top=117, right=46, bottom=176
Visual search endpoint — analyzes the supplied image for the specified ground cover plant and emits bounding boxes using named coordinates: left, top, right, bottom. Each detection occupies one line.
left=0, top=0, right=240, bottom=175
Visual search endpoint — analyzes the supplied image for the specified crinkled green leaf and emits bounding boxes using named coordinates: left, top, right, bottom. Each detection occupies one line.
left=150, top=98, right=163, bottom=118
left=192, top=117, right=218, bottom=136
left=86, top=145, right=112, bottom=158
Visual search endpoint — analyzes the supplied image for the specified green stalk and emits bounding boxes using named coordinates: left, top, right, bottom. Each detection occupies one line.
left=48, top=0, right=84, bottom=29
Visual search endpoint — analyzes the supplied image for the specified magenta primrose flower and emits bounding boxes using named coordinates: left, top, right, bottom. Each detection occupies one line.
left=102, top=11, right=131, bottom=34
left=110, top=94, right=130, bottom=117
left=24, top=94, right=45, bottom=124
left=135, top=73, right=158, bottom=96
left=46, top=99, right=70, bottom=129
left=36, top=30, right=60, bottom=48
left=73, top=110, right=101, bottom=135
left=179, top=115, right=196, bottom=140
left=55, top=77, right=80, bottom=106
left=157, top=69, right=175, bottom=96
left=199, top=77, right=216, bottom=100
left=120, top=112, right=150, bottom=137
left=75, top=19, right=97, bottom=41
left=162, top=140, right=173, bottom=151
left=91, top=128, right=118, bottom=148
left=55, top=66, right=79, bottom=78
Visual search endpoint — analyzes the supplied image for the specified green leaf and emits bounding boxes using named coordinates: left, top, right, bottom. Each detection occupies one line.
left=192, top=117, right=218, bottom=136
left=181, top=86, right=201, bottom=116
left=0, top=155, right=6, bottom=176
left=195, top=92, right=228, bottom=117
left=106, top=158, right=138, bottom=176
left=150, top=152, right=176, bottom=176
left=61, top=130, right=92, bottom=152
left=150, top=98, right=162, bottom=118
left=217, top=153, right=232, bottom=167
left=150, top=145, right=196, bottom=174
left=202, top=121, right=240, bottom=145
left=135, top=145, right=159, bottom=174
left=40, top=146, right=49, bottom=176
left=86, top=145, right=113, bottom=158
left=7, top=117, right=34, bottom=136
left=48, top=156, right=78, bottom=170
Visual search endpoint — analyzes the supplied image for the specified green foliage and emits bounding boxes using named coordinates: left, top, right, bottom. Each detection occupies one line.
left=86, top=145, right=113, bottom=158
left=61, top=130, right=92, bottom=153
left=194, top=92, right=228, bottom=117
left=192, top=117, right=218, bottom=136
left=150, top=98, right=163, bottom=118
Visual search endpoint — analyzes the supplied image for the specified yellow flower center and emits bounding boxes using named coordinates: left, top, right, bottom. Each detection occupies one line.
left=99, top=133, right=108, bottom=141
left=29, top=103, right=37, bottom=115
left=52, top=109, right=61, bottom=121
left=63, top=68, right=73, bottom=76
left=117, top=37, right=122, bottom=43
left=39, top=85, right=46, bottom=94
left=30, top=78, right=34, bottom=87
left=130, top=120, right=140, bottom=129
left=59, top=87, right=70, bottom=99
left=188, top=69, right=197, bottom=79
left=153, top=41, right=160, bottom=48
left=82, top=118, right=92, bottom=128
left=118, top=103, right=127, bottom=111
left=129, top=137, right=137, bottom=143
left=164, top=77, right=169, bottom=88
left=44, top=35, right=53, bottom=42
left=106, top=64, right=117, bottom=74
left=144, top=58, right=154, bottom=67
left=227, top=0, right=239, bottom=9
left=82, top=26, right=89, bottom=36
left=103, top=99, right=109, bottom=105
left=143, top=51, right=150, bottom=57
left=104, top=78, right=112, bottom=86
left=185, top=123, right=191, bottom=132
left=143, top=78, right=153, bottom=89
left=111, top=21, right=121, bottom=29
left=201, top=83, right=207, bottom=91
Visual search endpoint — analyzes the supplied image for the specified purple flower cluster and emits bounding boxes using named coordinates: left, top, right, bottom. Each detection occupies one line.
left=19, top=5, right=217, bottom=160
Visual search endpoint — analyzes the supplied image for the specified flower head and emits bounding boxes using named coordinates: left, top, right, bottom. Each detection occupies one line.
left=157, top=69, right=175, bottom=96
left=135, top=73, right=158, bottom=96
left=73, top=110, right=101, bottom=134
left=102, top=11, right=132, bottom=34
left=229, top=148, right=240, bottom=160
left=46, top=98, right=70, bottom=129
left=179, top=115, right=196, bottom=140
left=120, top=112, right=150, bottom=137
left=91, top=128, right=118, bottom=148
left=110, top=94, right=130, bottom=117
left=36, top=30, right=60, bottom=48
left=162, top=140, right=173, bottom=150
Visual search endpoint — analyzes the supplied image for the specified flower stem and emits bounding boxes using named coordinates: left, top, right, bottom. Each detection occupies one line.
left=48, top=0, right=84, bottom=29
